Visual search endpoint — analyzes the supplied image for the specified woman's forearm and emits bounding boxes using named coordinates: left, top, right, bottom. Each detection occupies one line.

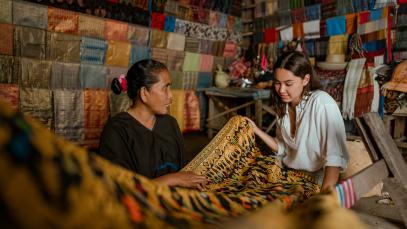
left=321, top=166, right=341, bottom=192
left=253, top=126, right=279, bottom=153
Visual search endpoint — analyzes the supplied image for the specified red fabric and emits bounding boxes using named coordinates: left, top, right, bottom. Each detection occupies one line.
left=398, top=0, right=407, bottom=3
left=358, top=11, right=370, bottom=24
left=151, top=12, right=165, bottom=30
left=228, top=58, right=248, bottom=79
left=263, top=28, right=278, bottom=43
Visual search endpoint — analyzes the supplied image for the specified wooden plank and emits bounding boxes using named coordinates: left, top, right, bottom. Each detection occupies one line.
left=383, top=178, right=407, bottom=226
left=351, top=159, right=389, bottom=199
left=354, top=117, right=380, bottom=161
left=362, top=112, right=407, bottom=191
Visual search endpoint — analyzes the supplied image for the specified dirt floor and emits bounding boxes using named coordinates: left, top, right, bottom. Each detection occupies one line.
left=183, top=131, right=407, bottom=228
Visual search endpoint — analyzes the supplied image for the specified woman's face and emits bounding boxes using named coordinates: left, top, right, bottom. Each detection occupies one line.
left=274, top=68, right=310, bottom=106
left=144, top=70, right=173, bottom=115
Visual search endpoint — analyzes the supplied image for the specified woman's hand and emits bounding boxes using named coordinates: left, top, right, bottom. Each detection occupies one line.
left=244, top=117, right=261, bottom=134
left=154, top=171, right=208, bottom=189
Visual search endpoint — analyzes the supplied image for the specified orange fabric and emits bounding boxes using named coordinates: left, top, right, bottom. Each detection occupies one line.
left=0, top=23, right=13, bottom=55
left=293, top=23, right=304, bottom=39
left=47, top=7, right=78, bottom=34
left=105, top=20, right=128, bottom=42
left=346, top=14, right=357, bottom=34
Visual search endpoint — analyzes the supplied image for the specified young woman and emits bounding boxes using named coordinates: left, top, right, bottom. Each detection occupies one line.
left=247, top=51, right=349, bottom=191
left=99, top=59, right=207, bottom=188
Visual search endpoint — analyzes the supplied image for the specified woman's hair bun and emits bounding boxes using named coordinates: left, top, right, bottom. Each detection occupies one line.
left=111, top=74, right=127, bottom=95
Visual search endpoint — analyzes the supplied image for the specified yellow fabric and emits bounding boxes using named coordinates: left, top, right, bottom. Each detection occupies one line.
left=105, top=40, right=131, bottom=67
left=169, top=89, right=185, bottom=131
left=328, top=35, right=349, bottom=55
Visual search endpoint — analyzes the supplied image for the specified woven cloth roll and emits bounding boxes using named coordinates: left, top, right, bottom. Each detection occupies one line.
left=0, top=23, right=13, bottom=56
left=127, top=25, right=150, bottom=46
left=105, top=40, right=131, bottom=67
left=14, top=26, right=47, bottom=59
left=167, top=33, right=185, bottom=51
left=47, top=7, right=78, bottom=34
left=80, top=37, right=107, bottom=65
left=78, top=14, right=105, bottom=39
left=0, top=83, right=19, bottom=110
left=151, top=29, right=168, bottom=49
left=79, top=63, right=108, bottom=89
left=105, top=19, right=128, bottom=42
left=53, top=89, right=84, bottom=143
left=48, top=32, right=81, bottom=63
left=0, top=0, right=12, bottom=23
left=151, top=48, right=168, bottom=65
left=12, top=1, right=48, bottom=29
left=19, top=88, right=53, bottom=128
left=166, top=51, right=184, bottom=71
left=20, top=58, right=52, bottom=89
left=83, top=89, right=109, bottom=149
left=0, top=55, right=19, bottom=84
left=51, top=62, right=81, bottom=90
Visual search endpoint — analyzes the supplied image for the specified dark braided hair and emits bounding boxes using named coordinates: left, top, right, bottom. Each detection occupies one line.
left=111, top=59, right=168, bottom=102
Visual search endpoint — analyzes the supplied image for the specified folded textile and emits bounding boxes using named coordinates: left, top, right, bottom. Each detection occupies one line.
left=78, top=14, right=105, bottom=39
left=83, top=89, right=109, bottom=149
left=346, top=14, right=357, bottom=34
left=151, top=48, right=168, bottom=65
left=80, top=37, right=107, bottom=65
left=13, top=1, right=48, bottom=29
left=209, top=10, right=220, bottom=27
left=151, top=29, right=168, bottom=49
left=326, top=16, right=346, bottom=36
left=223, top=42, right=237, bottom=58
left=47, top=7, right=78, bottom=34
left=211, top=41, right=225, bottom=56
left=164, top=15, right=176, bottom=32
left=328, top=35, right=348, bottom=55
left=170, top=71, right=183, bottom=89
left=0, top=23, right=13, bottom=55
left=293, top=23, right=304, bottom=38
left=199, top=39, right=212, bottom=54
left=51, top=62, right=81, bottom=89
left=182, top=71, right=198, bottom=89
left=355, top=68, right=374, bottom=118
left=305, top=4, right=321, bottom=21
left=127, top=25, right=150, bottom=46
left=305, top=39, right=316, bottom=56
left=14, top=26, right=47, bottom=59
left=0, top=83, right=18, bottom=110
left=177, top=4, right=193, bottom=21
left=185, top=37, right=200, bottom=53
left=80, top=63, right=108, bottom=89
left=129, top=45, right=150, bottom=66
left=166, top=51, right=184, bottom=71
left=280, top=26, right=293, bottom=41
left=291, top=8, right=306, bottom=23
left=337, top=0, right=354, bottom=15
left=342, top=58, right=366, bottom=120
left=48, top=32, right=81, bottom=63
left=105, top=19, right=128, bottom=42
left=19, top=88, right=53, bottom=128
left=303, top=20, right=320, bottom=39
left=174, top=19, right=188, bottom=34
left=54, top=89, right=84, bottom=143
left=357, top=18, right=387, bottom=35
left=20, top=58, right=52, bottom=89
left=0, top=55, right=19, bottom=84
left=184, top=89, right=200, bottom=132
left=315, top=37, right=329, bottom=61
left=0, top=0, right=12, bottom=23
left=200, top=54, right=214, bottom=72
left=105, top=40, right=131, bottom=67
left=321, top=0, right=337, bottom=19
left=151, top=12, right=165, bottom=30
left=197, top=72, right=213, bottom=89
left=353, top=0, right=371, bottom=12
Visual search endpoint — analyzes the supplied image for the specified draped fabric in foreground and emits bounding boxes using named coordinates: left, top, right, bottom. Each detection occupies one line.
left=0, top=99, right=349, bottom=228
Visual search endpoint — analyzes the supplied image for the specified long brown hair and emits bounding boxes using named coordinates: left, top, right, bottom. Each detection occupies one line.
left=270, top=51, right=320, bottom=118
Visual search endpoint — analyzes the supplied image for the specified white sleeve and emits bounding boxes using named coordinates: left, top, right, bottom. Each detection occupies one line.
left=275, top=122, right=286, bottom=157
left=319, top=103, right=349, bottom=170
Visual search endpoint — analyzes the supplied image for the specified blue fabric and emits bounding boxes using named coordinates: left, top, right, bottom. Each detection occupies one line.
left=79, top=63, right=107, bottom=89
left=80, top=37, right=107, bottom=65
left=197, top=72, right=213, bottom=89
left=164, top=15, right=175, bottom=32
left=353, top=0, right=370, bottom=12
left=326, top=16, right=346, bottom=36
left=363, top=40, right=386, bottom=52
left=129, top=45, right=150, bottom=66
left=379, top=95, right=384, bottom=118
left=305, top=4, right=320, bottom=21
left=370, top=8, right=384, bottom=21
left=219, top=13, right=227, bottom=28
left=305, top=39, right=315, bottom=56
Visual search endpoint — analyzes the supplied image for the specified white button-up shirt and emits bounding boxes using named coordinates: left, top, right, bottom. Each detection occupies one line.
left=275, top=90, right=349, bottom=174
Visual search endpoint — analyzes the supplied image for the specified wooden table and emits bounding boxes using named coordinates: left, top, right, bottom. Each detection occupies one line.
left=204, top=87, right=270, bottom=138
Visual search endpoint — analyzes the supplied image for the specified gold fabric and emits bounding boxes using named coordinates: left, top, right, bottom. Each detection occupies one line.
left=19, top=88, right=53, bottom=128
left=12, top=1, right=48, bottom=29
left=170, top=89, right=185, bottom=131
left=183, top=89, right=200, bottom=132
left=0, top=55, right=19, bottom=84
left=108, top=91, right=132, bottom=117
left=105, top=20, right=128, bottom=42
left=127, top=24, right=150, bottom=46
left=328, top=35, right=349, bottom=55
left=151, top=29, right=168, bottom=48
left=20, top=58, right=52, bottom=89
left=78, top=14, right=105, bottom=39
left=14, top=26, right=47, bottom=59
left=0, top=0, right=12, bottom=23
left=151, top=48, right=168, bottom=65
left=105, top=40, right=131, bottom=67
left=47, top=32, right=81, bottom=63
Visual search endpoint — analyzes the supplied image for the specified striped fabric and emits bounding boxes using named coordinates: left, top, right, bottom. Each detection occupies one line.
left=182, top=71, right=199, bottom=89
left=105, top=20, right=128, bottom=42
left=53, top=89, right=84, bottom=143
left=321, top=0, right=337, bottom=19
left=199, top=54, right=214, bottom=72
left=14, top=26, right=47, bottom=59
left=199, top=39, right=211, bottom=54
left=127, top=25, right=150, bottom=46
left=223, top=42, right=237, bottom=57
left=0, top=23, right=13, bottom=56
left=335, top=179, right=356, bottom=208
left=105, top=40, right=131, bottom=67
left=78, top=15, right=105, bottom=39
left=47, top=7, right=78, bottom=34
left=48, top=32, right=81, bottom=63
left=185, top=37, right=200, bottom=53
left=211, top=41, right=225, bottom=57
left=129, top=45, right=149, bottom=66
left=51, top=62, right=81, bottom=90
left=20, top=58, right=52, bottom=89
left=80, top=37, right=107, bottom=65
left=12, top=1, right=48, bottom=29
left=0, top=0, right=12, bottom=23
left=183, top=89, right=200, bottom=132
left=0, top=55, right=19, bottom=84
left=315, top=37, right=329, bottom=61
left=151, top=48, right=168, bottom=65
left=170, top=71, right=183, bottom=89
left=79, top=63, right=108, bottom=89
left=19, top=88, right=53, bottom=128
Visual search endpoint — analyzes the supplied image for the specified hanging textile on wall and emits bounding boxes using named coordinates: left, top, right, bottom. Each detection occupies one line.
left=0, top=55, right=19, bottom=84
left=105, top=40, right=131, bottom=67
left=48, top=7, right=78, bottom=34
left=83, top=89, right=109, bottom=149
left=183, top=90, right=200, bottom=132
left=305, top=3, right=320, bottom=21
left=170, top=71, right=183, bottom=89
left=199, top=39, right=212, bottom=54
left=164, top=15, right=176, bottom=32
left=53, top=89, right=84, bottom=143
left=151, top=48, right=168, bottom=65
left=105, top=19, right=128, bottom=42
left=328, top=35, right=349, bottom=55
left=108, top=91, right=132, bottom=117
left=19, top=88, right=53, bottom=128
left=0, top=83, right=19, bottom=110
left=293, top=22, right=304, bottom=38
left=106, top=66, right=128, bottom=86
left=12, top=1, right=48, bottom=29
left=210, top=40, right=225, bottom=56
left=151, top=12, right=166, bottom=30
left=303, top=20, right=320, bottom=39
left=80, top=37, right=107, bottom=65
left=354, top=67, right=374, bottom=118
left=199, top=54, right=214, bottom=72
left=165, top=0, right=178, bottom=16
left=151, top=29, right=169, bottom=49
left=129, top=45, right=149, bottom=66
left=183, top=52, right=201, bottom=71
left=167, top=33, right=185, bottom=51
left=316, top=68, right=347, bottom=104
left=182, top=71, right=198, bottom=89
left=20, top=58, right=52, bottom=89
left=346, top=13, right=357, bottom=34
left=0, top=0, right=12, bottom=23
left=0, top=23, right=13, bottom=56
left=14, top=26, right=47, bottom=59
left=337, top=0, right=354, bottom=15
left=48, top=32, right=81, bottom=63
left=174, top=19, right=188, bottom=34
left=170, top=89, right=185, bottom=131
left=80, top=63, right=108, bottom=89
left=78, top=14, right=105, bottom=39
left=184, top=37, right=200, bottom=53
left=166, top=51, right=185, bottom=71
left=127, top=25, right=150, bottom=46
left=326, top=16, right=346, bottom=36
left=208, top=10, right=220, bottom=27
left=50, top=62, right=81, bottom=89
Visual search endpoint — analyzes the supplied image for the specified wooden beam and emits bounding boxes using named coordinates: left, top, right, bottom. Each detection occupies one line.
left=351, top=159, right=389, bottom=199
left=354, top=117, right=380, bottom=161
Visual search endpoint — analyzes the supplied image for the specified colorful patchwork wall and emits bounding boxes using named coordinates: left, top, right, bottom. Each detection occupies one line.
left=0, top=0, right=243, bottom=149
left=246, top=0, right=406, bottom=118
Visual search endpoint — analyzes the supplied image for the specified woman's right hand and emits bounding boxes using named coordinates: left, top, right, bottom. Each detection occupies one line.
left=154, top=171, right=208, bottom=189
left=244, top=117, right=261, bottom=134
